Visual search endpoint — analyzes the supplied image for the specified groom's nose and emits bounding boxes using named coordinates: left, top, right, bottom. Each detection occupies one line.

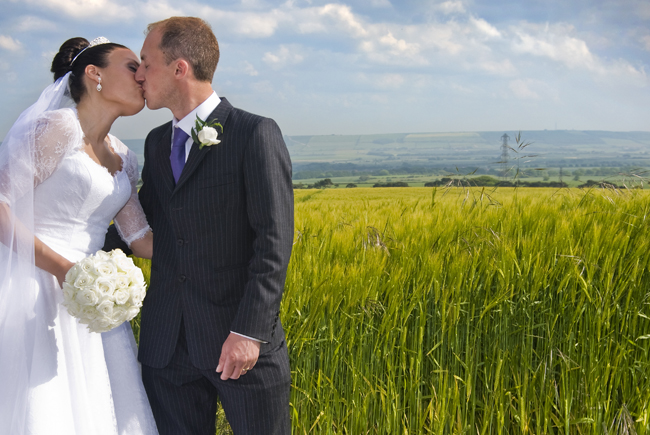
left=135, top=64, right=145, bottom=84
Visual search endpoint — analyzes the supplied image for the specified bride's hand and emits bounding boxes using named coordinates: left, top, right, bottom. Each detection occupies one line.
left=55, top=259, right=75, bottom=288
left=32, top=234, right=75, bottom=288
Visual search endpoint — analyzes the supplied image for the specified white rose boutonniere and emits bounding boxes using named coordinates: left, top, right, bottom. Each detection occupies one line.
left=192, top=115, right=224, bottom=150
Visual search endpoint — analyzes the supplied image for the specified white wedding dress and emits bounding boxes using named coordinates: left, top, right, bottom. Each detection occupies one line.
left=0, top=108, right=158, bottom=434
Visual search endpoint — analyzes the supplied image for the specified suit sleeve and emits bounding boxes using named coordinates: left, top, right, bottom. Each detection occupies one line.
left=230, top=118, right=294, bottom=342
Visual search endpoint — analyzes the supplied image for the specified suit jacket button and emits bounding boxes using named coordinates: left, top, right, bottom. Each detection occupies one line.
left=177, top=239, right=184, bottom=246
left=178, top=274, right=186, bottom=283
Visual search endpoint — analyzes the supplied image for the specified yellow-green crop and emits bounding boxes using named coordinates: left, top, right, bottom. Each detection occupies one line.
left=134, top=186, right=650, bottom=434
left=285, top=187, right=650, bottom=434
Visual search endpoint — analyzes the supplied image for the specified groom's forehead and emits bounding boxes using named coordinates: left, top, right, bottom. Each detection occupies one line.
left=141, top=32, right=161, bottom=60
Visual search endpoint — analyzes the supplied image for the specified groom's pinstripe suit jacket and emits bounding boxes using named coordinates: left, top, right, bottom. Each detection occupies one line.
left=136, top=97, right=294, bottom=370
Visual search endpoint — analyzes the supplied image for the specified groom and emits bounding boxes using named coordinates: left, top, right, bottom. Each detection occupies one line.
left=133, top=17, right=293, bottom=434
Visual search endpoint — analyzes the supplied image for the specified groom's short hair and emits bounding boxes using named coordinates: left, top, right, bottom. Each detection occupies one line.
left=147, top=17, right=219, bottom=83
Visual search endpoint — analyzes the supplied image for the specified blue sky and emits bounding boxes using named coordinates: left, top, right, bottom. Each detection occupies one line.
left=0, top=0, right=648, bottom=139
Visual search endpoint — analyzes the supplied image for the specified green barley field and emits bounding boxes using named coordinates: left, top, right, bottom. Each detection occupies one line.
left=133, top=186, right=650, bottom=434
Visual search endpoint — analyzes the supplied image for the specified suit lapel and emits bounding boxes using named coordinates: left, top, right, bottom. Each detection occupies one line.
left=153, top=122, right=175, bottom=194
left=174, top=97, right=234, bottom=192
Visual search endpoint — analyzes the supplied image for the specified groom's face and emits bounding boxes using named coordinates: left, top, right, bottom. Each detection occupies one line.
left=136, top=29, right=176, bottom=110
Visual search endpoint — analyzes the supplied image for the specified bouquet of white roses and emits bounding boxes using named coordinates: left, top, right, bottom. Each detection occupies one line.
left=61, top=249, right=147, bottom=333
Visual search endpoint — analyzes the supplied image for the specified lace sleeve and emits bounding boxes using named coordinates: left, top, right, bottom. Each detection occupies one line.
left=112, top=140, right=151, bottom=246
left=0, top=109, right=79, bottom=206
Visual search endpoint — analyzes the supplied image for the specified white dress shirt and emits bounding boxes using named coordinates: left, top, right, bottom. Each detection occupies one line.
left=170, top=91, right=265, bottom=344
left=171, top=91, right=221, bottom=162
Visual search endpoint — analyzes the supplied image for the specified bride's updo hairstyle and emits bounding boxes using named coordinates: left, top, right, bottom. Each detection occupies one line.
left=51, top=37, right=128, bottom=104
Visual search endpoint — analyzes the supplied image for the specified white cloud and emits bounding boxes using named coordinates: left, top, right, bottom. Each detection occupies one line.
left=477, top=59, right=516, bottom=75
left=11, top=0, right=182, bottom=24
left=250, top=80, right=274, bottom=93
left=139, top=0, right=183, bottom=21
left=230, top=12, right=281, bottom=38
left=41, top=50, right=57, bottom=61
left=21, top=0, right=135, bottom=20
left=357, top=72, right=405, bottom=90
left=368, top=0, right=392, bottom=8
left=263, top=45, right=304, bottom=69
left=320, top=4, right=368, bottom=38
left=378, top=32, right=420, bottom=56
left=470, top=17, right=501, bottom=39
left=512, top=24, right=596, bottom=69
left=240, top=0, right=266, bottom=8
left=376, top=73, right=404, bottom=89
left=642, top=35, right=650, bottom=51
left=0, top=36, right=22, bottom=52
left=511, top=22, right=647, bottom=83
left=188, top=4, right=293, bottom=38
left=12, top=16, right=58, bottom=33
left=436, top=1, right=466, bottom=14
left=242, top=61, right=259, bottom=76
left=509, top=79, right=540, bottom=100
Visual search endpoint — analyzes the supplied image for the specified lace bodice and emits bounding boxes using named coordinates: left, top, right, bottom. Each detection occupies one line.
left=0, top=108, right=149, bottom=260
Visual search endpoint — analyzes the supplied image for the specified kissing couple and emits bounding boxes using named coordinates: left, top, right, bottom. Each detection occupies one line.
left=0, top=16, right=294, bottom=435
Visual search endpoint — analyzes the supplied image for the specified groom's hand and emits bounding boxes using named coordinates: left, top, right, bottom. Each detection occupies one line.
left=216, top=333, right=261, bottom=380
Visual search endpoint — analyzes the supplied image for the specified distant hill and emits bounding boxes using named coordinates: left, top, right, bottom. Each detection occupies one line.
left=285, top=130, right=650, bottom=168
left=119, top=130, right=650, bottom=178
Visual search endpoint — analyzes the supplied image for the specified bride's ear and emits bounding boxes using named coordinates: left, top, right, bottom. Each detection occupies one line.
left=84, top=65, right=102, bottom=91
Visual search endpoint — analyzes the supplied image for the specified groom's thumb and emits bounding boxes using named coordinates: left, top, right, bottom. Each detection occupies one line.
left=216, top=361, right=223, bottom=373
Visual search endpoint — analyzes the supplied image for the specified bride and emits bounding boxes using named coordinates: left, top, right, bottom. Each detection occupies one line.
left=0, top=37, right=158, bottom=434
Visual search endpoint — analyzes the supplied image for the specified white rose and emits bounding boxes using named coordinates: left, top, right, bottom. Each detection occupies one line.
left=75, top=285, right=100, bottom=306
left=94, top=250, right=111, bottom=262
left=94, top=261, right=117, bottom=278
left=65, top=263, right=81, bottom=284
left=73, top=272, right=94, bottom=289
left=128, top=267, right=146, bottom=287
left=113, top=287, right=131, bottom=305
left=129, top=288, right=145, bottom=306
left=109, top=249, right=125, bottom=259
left=79, top=305, right=99, bottom=322
left=65, top=300, right=82, bottom=317
left=115, top=256, right=135, bottom=274
left=111, top=306, right=129, bottom=325
left=198, top=127, right=220, bottom=146
left=89, top=318, right=113, bottom=333
left=95, top=277, right=117, bottom=299
left=97, top=300, right=114, bottom=318
left=77, top=257, right=95, bottom=274
left=126, top=306, right=140, bottom=321
left=62, top=281, right=76, bottom=302
left=115, top=275, right=130, bottom=290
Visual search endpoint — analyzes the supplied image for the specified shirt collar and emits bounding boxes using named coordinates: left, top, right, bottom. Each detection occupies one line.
left=172, top=91, right=221, bottom=136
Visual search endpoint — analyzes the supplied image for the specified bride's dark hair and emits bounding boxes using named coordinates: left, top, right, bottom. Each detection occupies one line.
left=51, top=37, right=128, bottom=104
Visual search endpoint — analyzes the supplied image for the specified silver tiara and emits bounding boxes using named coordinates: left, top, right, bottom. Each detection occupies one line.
left=70, top=37, right=111, bottom=65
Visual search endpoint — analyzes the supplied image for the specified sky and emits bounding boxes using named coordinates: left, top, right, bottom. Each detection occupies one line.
left=0, top=0, right=649, bottom=139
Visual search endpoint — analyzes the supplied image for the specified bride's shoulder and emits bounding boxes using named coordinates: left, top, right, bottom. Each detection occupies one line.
left=34, top=108, right=80, bottom=140
left=35, top=108, right=77, bottom=128
left=33, top=108, right=82, bottom=152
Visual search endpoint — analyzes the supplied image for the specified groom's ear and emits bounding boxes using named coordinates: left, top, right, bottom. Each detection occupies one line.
left=173, top=59, right=191, bottom=80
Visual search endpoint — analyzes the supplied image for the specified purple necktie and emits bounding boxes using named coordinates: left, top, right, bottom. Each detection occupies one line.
left=171, top=128, right=189, bottom=183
